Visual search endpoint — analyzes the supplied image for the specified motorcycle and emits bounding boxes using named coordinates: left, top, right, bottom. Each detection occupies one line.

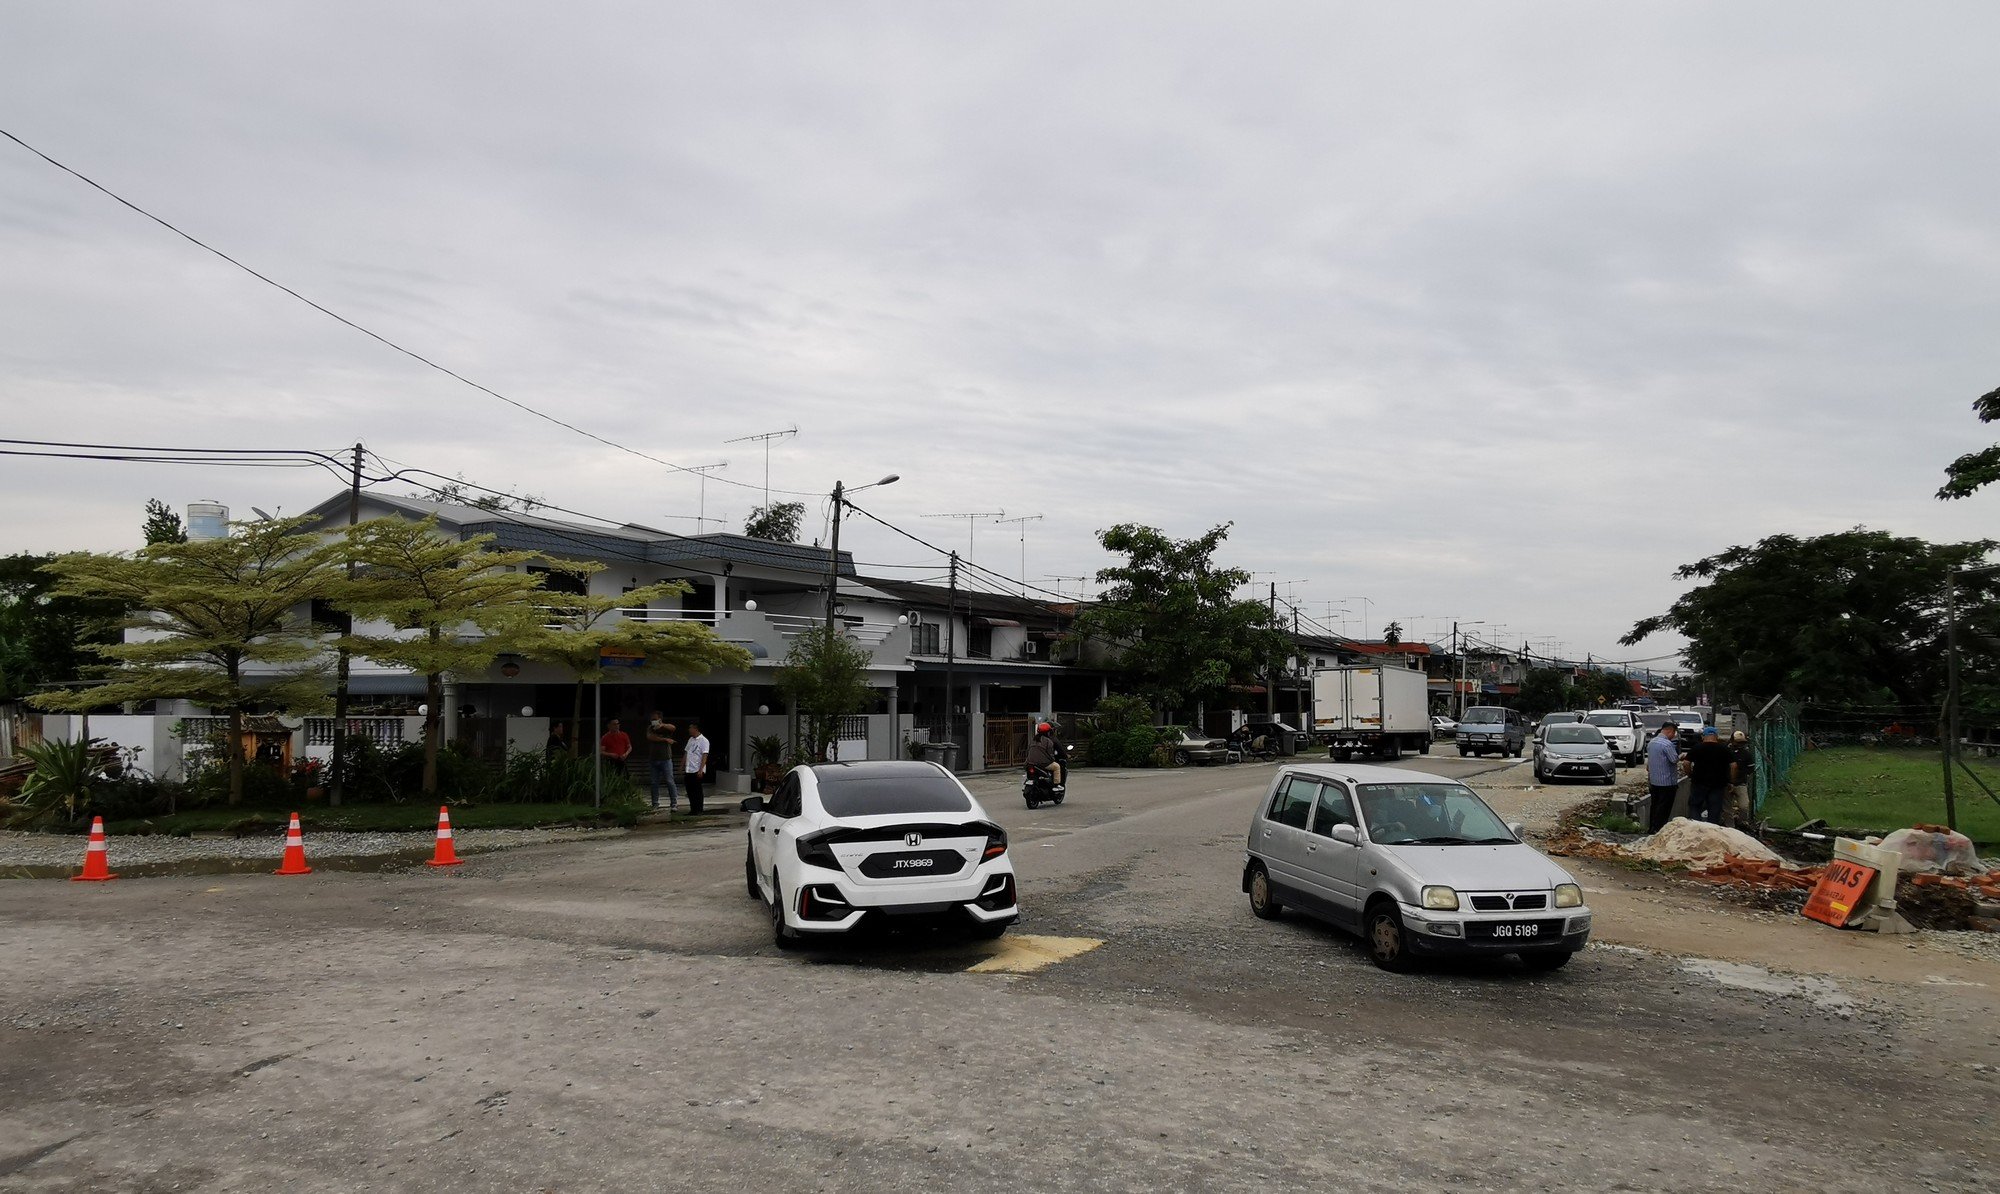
left=1023, top=763, right=1066, bottom=809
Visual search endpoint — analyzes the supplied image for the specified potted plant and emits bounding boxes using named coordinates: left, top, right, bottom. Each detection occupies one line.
left=749, top=735, right=785, bottom=793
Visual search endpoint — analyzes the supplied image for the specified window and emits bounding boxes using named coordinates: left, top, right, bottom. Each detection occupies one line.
left=912, top=622, right=940, bottom=654
left=1355, top=783, right=1512, bottom=845
left=772, top=773, right=803, bottom=818
left=813, top=770, right=972, bottom=818
left=528, top=565, right=590, bottom=597
left=968, top=624, right=992, bottom=659
left=1265, top=776, right=1316, bottom=829
left=1309, top=783, right=1355, bottom=837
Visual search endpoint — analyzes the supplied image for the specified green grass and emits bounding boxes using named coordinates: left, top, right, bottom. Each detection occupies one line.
left=1768, top=745, right=2000, bottom=847
left=100, top=802, right=632, bottom=837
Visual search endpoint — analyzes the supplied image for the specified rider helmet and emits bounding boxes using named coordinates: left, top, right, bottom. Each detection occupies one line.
left=1036, top=721, right=1053, bottom=736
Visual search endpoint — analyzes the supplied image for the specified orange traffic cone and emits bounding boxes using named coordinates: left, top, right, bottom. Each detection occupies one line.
left=425, top=805, right=462, bottom=868
left=71, top=815, right=118, bottom=882
left=273, top=811, right=312, bottom=876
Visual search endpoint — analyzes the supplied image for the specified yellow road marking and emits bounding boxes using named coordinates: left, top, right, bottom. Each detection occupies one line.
left=966, top=934, right=1103, bottom=974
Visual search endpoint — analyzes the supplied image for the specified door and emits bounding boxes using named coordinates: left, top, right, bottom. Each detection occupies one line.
left=752, top=771, right=800, bottom=880
left=984, top=715, right=1034, bottom=769
left=1305, top=781, right=1364, bottom=928
left=1254, top=775, right=1319, bottom=905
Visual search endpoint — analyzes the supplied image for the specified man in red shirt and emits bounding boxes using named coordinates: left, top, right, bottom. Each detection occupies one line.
left=600, top=718, right=633, bottom=775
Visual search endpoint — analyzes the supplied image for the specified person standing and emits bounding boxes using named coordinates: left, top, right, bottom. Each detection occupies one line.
left=645, top=712, right=680, bottom=813
left=545, top=721, right=570, bottom=759
left=682, top=720, right=711, bottom=815
left=1686, top=726, right=1736, bottom=825
left=599, top=718, right=633, bottom=778
left=1727, top=729, right=1758, bottom=829
left=1644, top=719, right=1682, bottom=833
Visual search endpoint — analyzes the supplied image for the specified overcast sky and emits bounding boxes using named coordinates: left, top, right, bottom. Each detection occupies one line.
left=4, top=2, right=1998, bottom=670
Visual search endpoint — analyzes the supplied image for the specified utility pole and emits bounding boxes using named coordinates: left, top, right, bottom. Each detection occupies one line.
left=825, top=480, right=846, bottom=640
left=1268, top=583, right=1279, bottom=717
left=328, top=441, right=362, bottom=808
left=945, top=552, right=959, bottom=768
left=1945, top=573, right=1961, bottom=831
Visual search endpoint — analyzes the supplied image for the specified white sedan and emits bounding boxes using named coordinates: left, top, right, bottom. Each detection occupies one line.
left=741, top=760, right=1020, bottom=948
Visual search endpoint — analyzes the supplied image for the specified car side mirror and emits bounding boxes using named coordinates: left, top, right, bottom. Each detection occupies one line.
left=739, top=796, right=766, bottom=814
left=1329, top=823, right=1361, bottom=846
left=1505, top=822, right=1525, bottom=839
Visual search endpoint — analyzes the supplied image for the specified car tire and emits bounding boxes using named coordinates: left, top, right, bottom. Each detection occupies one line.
left=1521, top=950, right=1572, bottom=972
left=1417, top=738, right=1430, bottom=756
left=1381, top=741, right=1400, bottom=761
left=967, top=921, right=1008, bottom=941
left=1366, top=903, right=1413, bottom=972
left=1173, top=749, right=1190, bottom=766
left=1532, top=763, right=1545, bottom=782
left=745, top=845, right=761, bottom=899
left=1456, top=748, right=1468, bottom=758
left=770, top=873, right=798, bottom=950
left=1248, top=864, right=1283, bottom=920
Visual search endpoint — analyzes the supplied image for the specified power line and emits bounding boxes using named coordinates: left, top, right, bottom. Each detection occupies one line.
left=0, top=126, right=823, bottom=499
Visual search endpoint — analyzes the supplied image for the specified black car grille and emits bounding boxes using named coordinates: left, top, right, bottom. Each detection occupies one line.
left=1469, top=893, right=1548, bottom=912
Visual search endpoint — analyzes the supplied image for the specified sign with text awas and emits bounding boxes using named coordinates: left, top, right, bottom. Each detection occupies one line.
left=1803, top=858, right=1880, bottom=927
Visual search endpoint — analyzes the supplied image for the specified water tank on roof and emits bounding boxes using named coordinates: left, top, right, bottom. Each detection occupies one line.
left=186, top=502, right=230, bottom=540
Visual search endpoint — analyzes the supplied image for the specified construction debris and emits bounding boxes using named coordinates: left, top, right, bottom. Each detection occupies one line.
left=1630, top=818, right=1783, bottom=869
left=1876, top=825, right=1986, bottom=876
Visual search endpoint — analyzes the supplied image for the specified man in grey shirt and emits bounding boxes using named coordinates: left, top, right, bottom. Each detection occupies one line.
left=1645, top=720, right=1682, bottom=833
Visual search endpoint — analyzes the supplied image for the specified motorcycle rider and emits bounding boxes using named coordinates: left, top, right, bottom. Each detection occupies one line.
left=1025, top=721, right=1064, bottom=791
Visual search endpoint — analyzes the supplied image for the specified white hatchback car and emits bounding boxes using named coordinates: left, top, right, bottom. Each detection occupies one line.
left=741, top=761, right=1019, bottom=948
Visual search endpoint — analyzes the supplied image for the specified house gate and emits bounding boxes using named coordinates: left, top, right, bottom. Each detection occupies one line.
left=985, top=715, right=1035, bottom=769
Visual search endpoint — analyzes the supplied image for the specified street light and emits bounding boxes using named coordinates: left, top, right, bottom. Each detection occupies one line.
left=826, top=474, right=899, bottom=637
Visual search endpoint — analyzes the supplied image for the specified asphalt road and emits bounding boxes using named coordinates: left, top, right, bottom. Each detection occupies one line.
left=2, top=756, right=1995, bottom=1191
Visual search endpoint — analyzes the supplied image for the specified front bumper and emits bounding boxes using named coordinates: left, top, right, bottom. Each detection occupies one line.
left=785, top=864, right=1020, bottom=936
left=1400, top=905, right=1593, bottom=956
left=1540, top=757, right=1615, bottom=780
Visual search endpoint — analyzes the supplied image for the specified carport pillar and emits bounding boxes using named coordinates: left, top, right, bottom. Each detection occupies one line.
left=442, top=679, right=461, bottom=748
left=728, top=684, right=745, bottom=791
left=1039, top=676, right=1053, bottom=721
left=969, top=684, right=987, bottom=773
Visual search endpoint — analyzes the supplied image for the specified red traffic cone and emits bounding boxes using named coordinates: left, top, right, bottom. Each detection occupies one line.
left=273, top=811, right=312, bottom=876
left=425, top=805, right=462, bottom=868
left=71, top=815, right=118, bottom=882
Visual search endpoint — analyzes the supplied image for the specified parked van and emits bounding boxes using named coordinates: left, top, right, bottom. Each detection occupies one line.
left=1455, top=706, right=1527, bottom=757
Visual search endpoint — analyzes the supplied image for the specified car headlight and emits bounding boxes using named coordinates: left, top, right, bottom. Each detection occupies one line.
left=1554, top=883, right=1583, bottom=908
left=1421, top=885, right=1460, bottom=911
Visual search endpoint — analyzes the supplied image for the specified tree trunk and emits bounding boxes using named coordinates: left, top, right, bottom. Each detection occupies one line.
left=423, top=672, right=443, bottom=794
left=227, top=705, right=245, bottom=805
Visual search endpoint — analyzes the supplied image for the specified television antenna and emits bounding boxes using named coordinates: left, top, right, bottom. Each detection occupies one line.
left=723, top=426, right=797, bottom=510
left=993, top=514, right=1043, bottom=595
left=922, top=510, right=1004, bottom=560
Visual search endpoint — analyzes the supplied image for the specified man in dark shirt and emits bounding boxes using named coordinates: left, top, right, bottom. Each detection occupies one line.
left=1727, top=730, right=1757, bottom=828
left=1685, top=727, right=1737, bottom=825
left=1025, top=722, right=1063, bottom=789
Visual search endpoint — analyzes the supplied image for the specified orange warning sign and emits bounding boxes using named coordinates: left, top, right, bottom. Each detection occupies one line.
left=1802, top=858, right=1878, bottom=927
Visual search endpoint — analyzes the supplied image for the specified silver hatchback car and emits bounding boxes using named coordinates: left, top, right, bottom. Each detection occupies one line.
left=1242, top=764, right=1592, bottom=971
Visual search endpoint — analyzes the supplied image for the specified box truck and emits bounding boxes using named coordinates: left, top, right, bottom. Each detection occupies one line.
left=1312, top=665, right=1433, bottom=760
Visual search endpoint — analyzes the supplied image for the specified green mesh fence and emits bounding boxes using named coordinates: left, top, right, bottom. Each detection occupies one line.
left=1751, top=697, right=1802, bottom=815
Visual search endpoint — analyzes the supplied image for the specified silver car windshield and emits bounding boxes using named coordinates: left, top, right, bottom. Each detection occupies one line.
left=1586, top=713, right=1628, bottom=728
left=1547, top=726, right=1605, bottom=745
left=1356, top=783, right=1514, bottom=845
left=1461, top=709, right=1503, bottom=724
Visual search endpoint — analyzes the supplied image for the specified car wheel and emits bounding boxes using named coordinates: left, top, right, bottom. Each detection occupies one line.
left=1521, top=950, right=1572, bottom=972
left=1381, top=740, right=1400, bottom=761
left=745, top=845, right=761, bottom=899
left=1366, top=903, right=1413, bottom=972
left=1417, top=738, right=1430, bottom=756
left=1456, top=748, right=1468, bottom=758
left=1172, top=749, right=1190, bottom=766
left=1532, top=763, right=1545, bottom=782
left=770, top=873, right=798, bottom=950
left=1248, top=864, right=1283, bottom=920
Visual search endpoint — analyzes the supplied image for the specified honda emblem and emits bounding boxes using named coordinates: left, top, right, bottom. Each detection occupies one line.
left=904, top=832, right=923, bottom=848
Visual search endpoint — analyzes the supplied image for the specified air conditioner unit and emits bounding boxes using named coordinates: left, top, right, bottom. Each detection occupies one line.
left=1023, top=641, right=1041, bottom=658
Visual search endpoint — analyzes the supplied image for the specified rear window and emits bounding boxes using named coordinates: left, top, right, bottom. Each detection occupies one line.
left=1547, top=726, right=1605, bottom=744
left=1586, top=712, right=1631, bottom=728
left=814, top=772, right=973, bottom=818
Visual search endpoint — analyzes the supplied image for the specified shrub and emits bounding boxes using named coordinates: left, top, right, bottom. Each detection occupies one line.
left=1087, top=694, right=1163, bottom=768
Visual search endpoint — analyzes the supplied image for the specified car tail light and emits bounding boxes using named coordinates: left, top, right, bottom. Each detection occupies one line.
left=979, top=821, right=1008, bottom=861
left=795, top=832, right=842, bottom=871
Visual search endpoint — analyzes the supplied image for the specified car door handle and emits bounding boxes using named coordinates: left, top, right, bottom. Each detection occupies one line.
left=1305, top=844, right=1318, bottom=853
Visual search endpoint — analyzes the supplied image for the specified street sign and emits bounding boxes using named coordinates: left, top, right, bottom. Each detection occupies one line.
left=599, top=648, right=645, bottom=669
left=1803, top=858, right=1879, bottom=927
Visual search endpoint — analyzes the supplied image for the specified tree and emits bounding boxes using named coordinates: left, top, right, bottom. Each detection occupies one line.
left=1516, top=668, right=1569, bottom=718
left=743, top=502, right=805, bottom=543
left=1938, top=385, right=2000, bottom=500
left=141, top=499, right=187, bottom=545
left=1382, top=621, right=1403, bottom=645
left=1074, top=523, right=1292, bottom=716
left=1621, top=528, right=2000, bottom=712
left=413, top=477, right=543, bottom=513
left=33, top=517, right=347, bottom=804
left=516, top=565, right=754, bottom=751
left=333, top=516, right=549, bottom=794
left=0, top=554, right=126, bottom=700
left=774, top=625, right=876, bottom=761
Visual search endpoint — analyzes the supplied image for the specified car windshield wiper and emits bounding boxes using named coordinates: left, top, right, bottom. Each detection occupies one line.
left=1402, top=836, right=1475, bottom=845
left=1464, top=836, right=1519, bottom=845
